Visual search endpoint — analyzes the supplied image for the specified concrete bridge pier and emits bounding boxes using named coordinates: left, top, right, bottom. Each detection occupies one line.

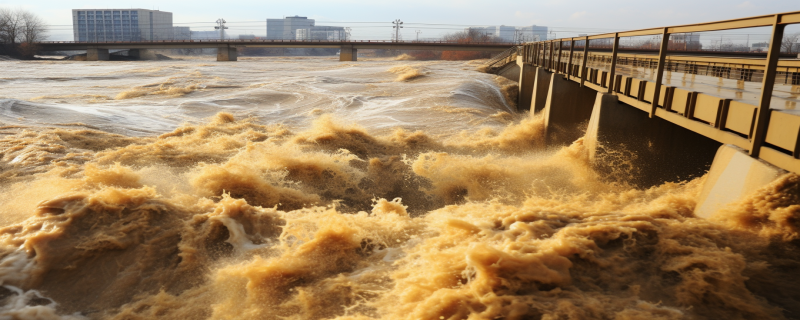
left=86, top=48, right=109, bottom=61
left=542, top=74, right=597, bottom=146
left=217, top=46, right=238, bottom=61
left=517, top=61, right=536, bottom=111
left=340, top=45, right=357, bottom=61
left=530, top=67, right=552, bottom=113
left=127, top=49, right=150, bottom=59
left=694, top=145, right=785, bottom=218
left=584, top=93, right=721, bottom=187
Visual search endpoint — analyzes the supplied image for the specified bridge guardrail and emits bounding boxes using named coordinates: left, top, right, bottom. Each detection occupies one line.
left=521, top=11, right=800, bottom=174
left=38, top=39, right=519, bottom=45
left=483, top=46, right=521, bottom=70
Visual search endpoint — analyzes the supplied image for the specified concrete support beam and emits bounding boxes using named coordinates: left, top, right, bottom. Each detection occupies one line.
left=86, top=48, right=109, bottom=61
left=127, top=49, right=141, bottom=59
left=585, top=93, right=722, bottom=187
left=543, top=74, right=597, bottom=146
left=517, top=64, right=536, bottom=111
left=495, top=63, right=520, bottom=82
left=340, top=45, right=357, bottom=61
left=127, top=49, right=150, bottom=59
left=695, top=145, right=785, bottom=218
left=530, top=67, right=552, bottom=113
left=217, top=46, right=238, bottom=61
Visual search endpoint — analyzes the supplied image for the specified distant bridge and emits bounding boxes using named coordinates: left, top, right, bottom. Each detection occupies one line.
left=497, top=11, right=800, bottom=218
left=35, top=40, right=516, bottom=61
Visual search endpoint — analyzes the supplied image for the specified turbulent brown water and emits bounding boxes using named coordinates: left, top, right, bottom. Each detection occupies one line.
left=0, top=56, right=799, bottom=320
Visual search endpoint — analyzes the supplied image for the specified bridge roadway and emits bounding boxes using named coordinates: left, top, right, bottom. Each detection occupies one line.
left=35, top=40, right=515, bottom=62
left=505, top=10, right=800, bottom=219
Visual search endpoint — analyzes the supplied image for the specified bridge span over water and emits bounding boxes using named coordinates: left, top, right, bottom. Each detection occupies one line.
left=33, top=12, right=800, bottom=219
left=490, top=11, right=800, bottom=218
left=35, top=40, right=514, bottom=62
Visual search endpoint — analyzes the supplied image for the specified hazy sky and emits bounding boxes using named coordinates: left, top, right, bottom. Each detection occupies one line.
left=0, top=0, right=797, bottom=40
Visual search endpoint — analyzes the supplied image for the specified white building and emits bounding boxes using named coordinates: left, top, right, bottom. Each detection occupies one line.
left=296, top=26, right=347, bottom=41
left=518, top=26, right=548, bottom=42
left=466, top=25, right=547, bottom=42
left=266, top=16, right=315, bottom=40
left=72, top=9, right=173, bottom=42
left=267, top=16, right=347, bottom=41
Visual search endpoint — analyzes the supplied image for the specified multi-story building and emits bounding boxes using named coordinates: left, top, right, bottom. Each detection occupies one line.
left=72, top=9, right=173, bottom=42
left=296, top=26, right=347, bottom=41
left=266, top=16, right=315, bottom=40
left=518, top=26, right=548, bottom=42
left=467, top=25, right=547, bottom=42
left=266, top=16, right=347, bottom=41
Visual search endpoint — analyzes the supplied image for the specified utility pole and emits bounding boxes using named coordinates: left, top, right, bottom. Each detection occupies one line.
left=215, top=19, right=228, bottom=40
left=392, top=19, right=403, bottom=42
left=416, top=30, right=422, bottom=42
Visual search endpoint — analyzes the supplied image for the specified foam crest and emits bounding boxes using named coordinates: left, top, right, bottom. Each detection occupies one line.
left=1, top=59, right=800, bottom=319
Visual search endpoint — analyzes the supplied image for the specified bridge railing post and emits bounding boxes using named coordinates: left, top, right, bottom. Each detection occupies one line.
left=541, top=42, right=545, bottom=67
left=567, top=39, right=575, bottom=80
left=549, top=41, right=555, bottom=71
left=607, top=33, right=620, bottom=94
left=650, top=28, right=671, bottom=118
left=556, top=39, right=563, bottom=74
left=527, top=45, right=532, bottom=64
left=749, top=14, right=785, bottom=158
left=522, top=45, right=527, bottom=64
left=580, top=36, right=589, bottom=87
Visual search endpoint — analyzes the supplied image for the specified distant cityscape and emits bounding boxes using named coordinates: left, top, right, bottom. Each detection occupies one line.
left=69, top=8, right=800, bottom=53
left=71, top=9, right=549, bottom=43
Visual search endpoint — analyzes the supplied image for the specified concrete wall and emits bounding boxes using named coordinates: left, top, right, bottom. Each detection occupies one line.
left=86, top=48, right=109, bottom=61
left=585, top=93, right=721, bottom=187
left=496, top=63, right=520, bottom=82
left=340, top=45, right=357, bottom=61
left=542, top=74, right=597, bottom=146
left=217, top=46, right=238, bottom=61
left=517, top=63, right=535, bottom=111
left=695, top=145, right=786, bottom=218
left=530, top=67, right=551, bottom=113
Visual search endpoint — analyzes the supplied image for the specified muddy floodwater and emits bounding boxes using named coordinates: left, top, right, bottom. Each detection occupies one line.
left=0, top=56, right=799, bottom=320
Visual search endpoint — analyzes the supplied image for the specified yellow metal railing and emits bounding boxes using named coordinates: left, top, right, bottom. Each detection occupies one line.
left=521, top=11, right=800, bottom=174
left=483, top=46, right=521, bottom=70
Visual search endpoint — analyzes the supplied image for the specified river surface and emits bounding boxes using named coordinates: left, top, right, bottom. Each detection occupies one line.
left=0, top=56, right=798, bottom=320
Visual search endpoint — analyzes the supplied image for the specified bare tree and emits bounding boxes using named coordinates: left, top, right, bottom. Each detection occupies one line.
left=0, top=8, right=23, bottom=44
left=0, top=8, right=47, bottom=57
left=782, top=33, right=800, bottom=55
left=20, top=10, right=46, bottom=43
left=0, top=9, right=7, bottom=41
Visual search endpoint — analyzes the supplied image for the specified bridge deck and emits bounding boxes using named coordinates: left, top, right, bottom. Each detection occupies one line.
left=522, top=10, right=800, bottom=175
left=37, top=40, right=514, bottom=52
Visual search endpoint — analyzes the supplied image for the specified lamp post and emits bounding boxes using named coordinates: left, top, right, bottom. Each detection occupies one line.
left=392, top=19, right=403, bottom=42
left=214, top=19, right=227, bottom=40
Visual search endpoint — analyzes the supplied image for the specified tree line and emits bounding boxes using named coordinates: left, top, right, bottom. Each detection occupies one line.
left=0, top=7, right=47, bottom=57
left=402, top=29, right=502, bottom=60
